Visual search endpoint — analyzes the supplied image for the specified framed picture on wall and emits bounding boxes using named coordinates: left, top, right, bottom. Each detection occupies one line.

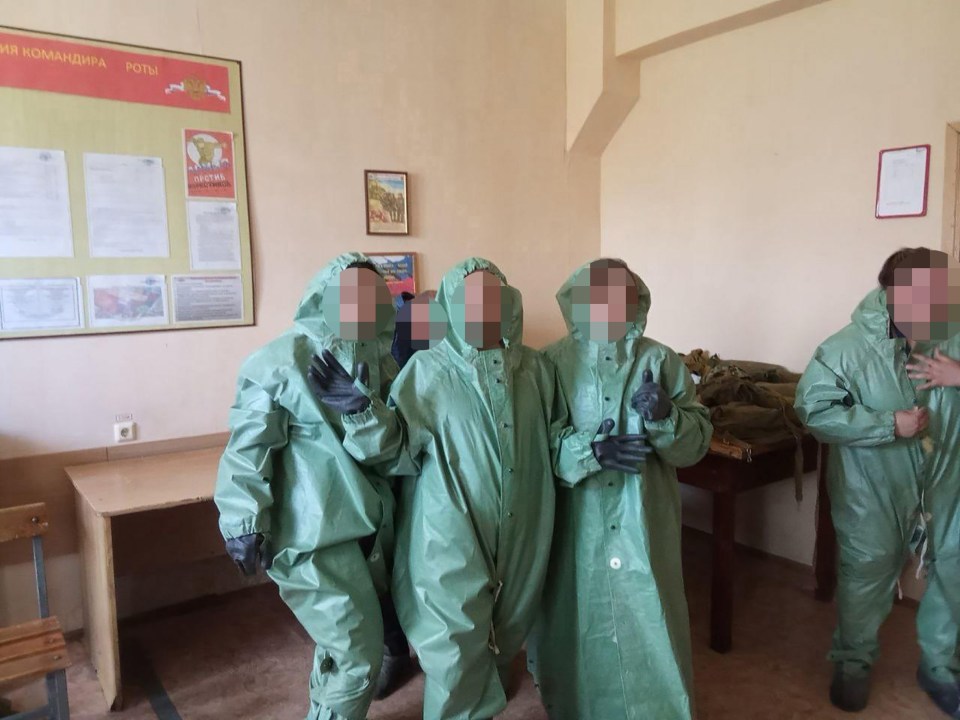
left=875, top=145, right=930, bottom=219
left=367, top=252, right=417, bottom=298
left=365, top=170, right=409, bottom=235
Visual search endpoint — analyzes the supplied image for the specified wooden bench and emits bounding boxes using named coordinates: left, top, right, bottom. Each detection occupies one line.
left=0, top=503, right=70, bottom=719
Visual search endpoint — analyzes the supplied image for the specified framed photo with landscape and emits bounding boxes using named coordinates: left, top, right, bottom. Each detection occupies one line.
left=365, top=170, right=409, bottom=235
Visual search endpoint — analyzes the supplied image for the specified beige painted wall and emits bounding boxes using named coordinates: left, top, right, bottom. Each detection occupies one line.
left=0, top=0, right=600, bottom=628
left=601, top=0, right=960, bottom=595
left=0, top=0, right=600, bottom=462
left=615, top=0, right=777, bottom=55
left=566, top=0, right=604, bottom=149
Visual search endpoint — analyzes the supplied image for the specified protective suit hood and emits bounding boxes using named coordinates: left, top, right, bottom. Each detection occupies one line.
left=556, top=258, right=651, bottom=343
left=435, top=256, right=522, bottom=356
left=850, top=287, right=892, bottom=343
left=293, top=251, right=396, bottom=349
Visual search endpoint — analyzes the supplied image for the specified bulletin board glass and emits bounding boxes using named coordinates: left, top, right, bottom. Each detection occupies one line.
left=0, top=26, right=253, bottom=340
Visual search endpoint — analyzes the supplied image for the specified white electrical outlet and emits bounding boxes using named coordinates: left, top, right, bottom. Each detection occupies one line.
left=113, top=420, right=137, bottom=443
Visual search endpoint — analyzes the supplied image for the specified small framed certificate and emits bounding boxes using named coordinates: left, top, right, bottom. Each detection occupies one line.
left=875, top=144, right=930, bottom=219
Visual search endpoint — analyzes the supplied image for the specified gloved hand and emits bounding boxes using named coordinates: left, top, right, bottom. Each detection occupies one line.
left=226, top=533, right=272, bottom=576
left=631, top=369, right=672, bottom=422
left=591, top=419, right=652, bottom=473
left=307, top=349, right=371, bottom=415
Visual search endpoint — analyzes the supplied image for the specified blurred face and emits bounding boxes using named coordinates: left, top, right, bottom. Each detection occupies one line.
left=463, top=270, right=504, bottom=350
left=404, top=294, right=447, bottom=350
left=570, top=260, right=639, bottom=342
left=322, top=266, right=393, bottom=341
left=887, top=254, right=960, bottom=342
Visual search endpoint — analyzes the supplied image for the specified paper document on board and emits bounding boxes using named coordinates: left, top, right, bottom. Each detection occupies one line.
left=84, top=153, right=170, bottom=257
left=0, top=147, right=74, bottom=258
left=187, top=200, right=241, bottom=270
left=87, top=274, right=168, bottom=328
left=172, top=274, right=243, bottom=322
left=0, top=277, right=82, bottom=331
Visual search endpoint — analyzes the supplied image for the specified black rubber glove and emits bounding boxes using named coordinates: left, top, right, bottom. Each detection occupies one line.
left=307, top=349, right=371, bottom=415
left=225, top=533, right=272, bottom=576
left=591, top=419, right=652, bottom=473
left=631, top=369, right=672, bottom=422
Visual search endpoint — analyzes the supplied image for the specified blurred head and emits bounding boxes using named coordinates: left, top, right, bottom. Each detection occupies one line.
left=322, top=263, right=393, bottom=341
left=882, top=248, right=960, bottom=342
left=462, top=270, right=505, bottom=350
left=396, top=292, right=447, bottom=351
left=569, top=259, right=639, bottom=342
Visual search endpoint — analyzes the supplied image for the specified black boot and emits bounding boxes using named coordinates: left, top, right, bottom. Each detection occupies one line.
left=375, top=593, right=415, bottom=699
left=830, top=662, right=871, bottom=713
left=918, top=665, right=960, bottom=718
left=374, top=646, right=414, bottom=700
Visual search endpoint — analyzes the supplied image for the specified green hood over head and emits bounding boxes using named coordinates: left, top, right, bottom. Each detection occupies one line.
left=293, top=251, right=395, bottom=348
left=851, top=287, right=893, bottom=342
left=436, top=257, right=522, bottom=355
left=556, top=258, right=651, bottom=343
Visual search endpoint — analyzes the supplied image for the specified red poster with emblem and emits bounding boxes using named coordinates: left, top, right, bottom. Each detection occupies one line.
left=0, top=30, right=230, bottom=112
left=184, top=129, right=236, bottom=199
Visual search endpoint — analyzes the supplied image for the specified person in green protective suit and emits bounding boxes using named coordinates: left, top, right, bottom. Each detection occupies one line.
left=309, top=258, right=605, bottom=720
left=215, top=252, right=399, bottom=720
left=526, top=258, right=712, bottom=720
left=796, top=247, right=960, bottom=717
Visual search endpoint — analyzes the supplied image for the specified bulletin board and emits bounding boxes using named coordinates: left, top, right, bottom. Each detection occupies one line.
left=0, top=26, right=253, bottom=340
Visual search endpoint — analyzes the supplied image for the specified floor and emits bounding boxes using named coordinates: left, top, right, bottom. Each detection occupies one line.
left=10, top=532, right=948, bottom=719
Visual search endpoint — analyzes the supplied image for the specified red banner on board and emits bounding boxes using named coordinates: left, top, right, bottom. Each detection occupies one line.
left=0, top=30, right=230, bottom=112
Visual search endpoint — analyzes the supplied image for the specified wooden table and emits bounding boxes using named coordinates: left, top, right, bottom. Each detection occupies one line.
left=677, top=435, right=831, bottom=653
left=65, top=447, right=220, bottom=710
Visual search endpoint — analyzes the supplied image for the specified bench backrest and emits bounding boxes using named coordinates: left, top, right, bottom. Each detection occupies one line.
left=0, top=503, right=49, bottom=544
left=0, top=503, right=52, bottom=618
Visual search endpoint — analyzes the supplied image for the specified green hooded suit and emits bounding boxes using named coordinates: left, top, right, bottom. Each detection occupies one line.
left=795, top=287, right=960, bottom=680
left=215, top=252, right=398, bottom=720
left=526, top=261, right=712, bottom=720
left=340, top=258, right=599, bottom=720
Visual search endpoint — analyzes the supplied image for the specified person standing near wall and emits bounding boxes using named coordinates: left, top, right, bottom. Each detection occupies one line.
left=309, top=258, right=601, bottom=720
left=796, top=247, right=960, bottom=717
left=215, top=252, right=399, bottom=720
left=374, top=289, right=446, bottom=699
left=527, top=258, right=712, bottom=720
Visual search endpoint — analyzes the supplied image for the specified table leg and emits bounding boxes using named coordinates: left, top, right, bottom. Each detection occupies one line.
left=711, top=491, right=736, bottom=653
left=76, top=493, right=122, bottom=710
left=814, top=444, right=837, bottom=603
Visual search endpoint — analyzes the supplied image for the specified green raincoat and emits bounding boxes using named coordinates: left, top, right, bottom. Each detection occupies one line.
left=215, top=253, right=398, bottom=720
left=527, top=261, right=712, bottom=720
left=340, top=258, right=598, bottom=720
left=795, top=287, right=960, bottom=677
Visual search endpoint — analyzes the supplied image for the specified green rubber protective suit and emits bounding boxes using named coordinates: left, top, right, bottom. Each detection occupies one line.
left=340, top=257, right=599, bottom=720
left=215, top=252, right=399, bottom=720
left=526, top=261, right=712, bottom=720
left=795, top=287, right=960, bottom=679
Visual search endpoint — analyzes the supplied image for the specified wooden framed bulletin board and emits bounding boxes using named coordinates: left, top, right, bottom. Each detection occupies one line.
left=0, top=26, right=253, bottom=340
